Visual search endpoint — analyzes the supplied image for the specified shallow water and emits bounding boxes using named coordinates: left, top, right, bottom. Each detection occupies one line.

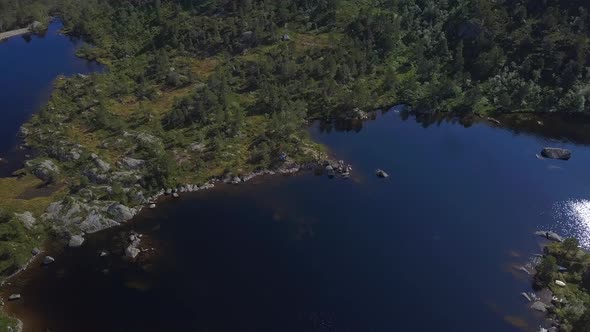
left=1, top=19, right=590, bottom=332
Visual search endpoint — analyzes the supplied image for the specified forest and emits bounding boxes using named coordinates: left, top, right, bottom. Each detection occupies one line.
left=0, top=0, right=58, bottom=31
left=50, top=0, right=590, bottom=116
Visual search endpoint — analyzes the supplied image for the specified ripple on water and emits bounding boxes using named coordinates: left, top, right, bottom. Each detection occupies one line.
left=553, top=199, right=590, bottom=248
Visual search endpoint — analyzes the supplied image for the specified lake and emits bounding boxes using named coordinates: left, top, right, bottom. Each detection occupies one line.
left=2, top=19, right=590, bottom=332
left=0, top=20, right=102, bottom=174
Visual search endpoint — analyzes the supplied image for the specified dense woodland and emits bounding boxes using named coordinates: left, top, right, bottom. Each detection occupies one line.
left=50, top=0, right=590, bottom=116
left=0, top=0, right=57, bottom=31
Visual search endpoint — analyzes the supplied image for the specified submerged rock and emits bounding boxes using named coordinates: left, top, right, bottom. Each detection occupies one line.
left=8, top=294, right=21, bottom=301
left=376, top=169, right=389, bottom=178
left=541, top=148, right=571, bottom=160
left=68, top=235, right=85, bottom=248
left=325, top=165, right=335, bottom=177
left=521, top=292, right=532, bottom=302
left=125, top=246, right=140, bottom=259
left=43, top=256, right=55, bottom=265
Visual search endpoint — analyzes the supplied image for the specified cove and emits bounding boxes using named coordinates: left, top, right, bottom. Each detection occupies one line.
left=4, top=108, right=590, bottom=331
left=0, top=20, right=103, bottom=173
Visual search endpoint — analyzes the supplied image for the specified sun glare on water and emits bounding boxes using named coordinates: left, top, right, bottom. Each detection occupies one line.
left=553, top=199, right=590, bottom=248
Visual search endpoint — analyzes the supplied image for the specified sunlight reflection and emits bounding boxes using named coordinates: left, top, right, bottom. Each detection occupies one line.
left=553, top=199, right=590, bottom=248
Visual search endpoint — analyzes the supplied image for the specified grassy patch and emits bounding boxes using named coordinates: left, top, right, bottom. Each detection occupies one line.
left=0, top=176, right=64, bottom=216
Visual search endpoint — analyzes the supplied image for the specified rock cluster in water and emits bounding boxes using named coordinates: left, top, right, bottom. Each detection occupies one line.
left=540, top=148, right=571, bottom=160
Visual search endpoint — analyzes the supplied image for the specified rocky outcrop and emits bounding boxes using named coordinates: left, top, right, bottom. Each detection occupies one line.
left=43, top=198, right=137, bottom=234
left=84, top=168, right=109, bottom=184
left=531, top=301, right=548, bottom=312
left=91, top=154, right=111, bottom=172
left=119, top=157, right=145, bottom=170
left=28, top=159, right=59, bottom=181
left=107, top=204, right=136, bottom=222
left=47, top=143, right=83, bottom=162
left=541, top=148, right=571, bottom=160
left=535, top=231, right=564, bottom=243
left=14, top=212, right=36, bottom=230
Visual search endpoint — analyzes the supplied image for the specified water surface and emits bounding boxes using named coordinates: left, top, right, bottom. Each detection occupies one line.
left=0, top=20, right=102, bottom=162
left=5, top=109, right=590, bottom=331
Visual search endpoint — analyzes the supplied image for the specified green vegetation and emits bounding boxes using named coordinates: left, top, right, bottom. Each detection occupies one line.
left=1, top=0, right=590, bottom=327
left=0, top=0, right=589, bottom=281
left=536, top=240, right=590, bottom=332
left=0, top=0, right=57, bottom=32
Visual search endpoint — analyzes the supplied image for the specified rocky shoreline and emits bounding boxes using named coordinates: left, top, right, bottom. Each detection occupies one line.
left=3, top=155, right=353, bottom=277
left=0, top=155, right=354, bottom=332
left=0, top=21, right=43, bottom=42
left=517, top=231, right=587, bottom=332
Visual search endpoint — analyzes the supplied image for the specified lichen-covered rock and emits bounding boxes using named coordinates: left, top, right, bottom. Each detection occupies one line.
left=14, top=212, right=36, bottom=230
left=84, top=168, right=109, bottom=184
left=44, top=198, right=136, bottom=234
left=29, top=159, right=59, bottom=181
left=91, top=154, right=111, bottom=172
left=119, top=157, right=145, bottom=170
left=107, top=203, right=136, bottom=222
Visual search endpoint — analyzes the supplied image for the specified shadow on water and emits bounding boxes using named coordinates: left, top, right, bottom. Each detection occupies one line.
left=318, top=106, right=590, bottom=146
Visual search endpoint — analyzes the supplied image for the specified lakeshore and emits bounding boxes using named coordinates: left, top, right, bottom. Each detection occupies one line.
left=0, top=28, right=30, bottom=42
left=2, top=10, right=590, bottom=332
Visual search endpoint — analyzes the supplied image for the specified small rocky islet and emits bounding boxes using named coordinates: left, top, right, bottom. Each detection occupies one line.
left=516, top=231, right=590, bottom=332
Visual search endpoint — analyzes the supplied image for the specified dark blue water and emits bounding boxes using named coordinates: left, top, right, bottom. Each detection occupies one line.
left=3, top=19, right=590, bottom=332
left=7, top=109, right=590, bottom=332
left=0, top=20, right=102, bottom=155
